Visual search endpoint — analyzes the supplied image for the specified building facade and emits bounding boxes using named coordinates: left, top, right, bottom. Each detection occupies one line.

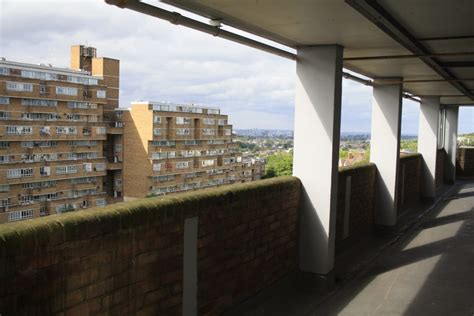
left=122, top=101, right=263, bottom=199
left=0, top=45, right=123, bottom=224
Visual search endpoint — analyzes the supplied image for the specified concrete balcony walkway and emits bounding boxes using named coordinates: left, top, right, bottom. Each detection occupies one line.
left=229, top=181, right=474, bottom=316
left=313, top=181, right=474, bottom=316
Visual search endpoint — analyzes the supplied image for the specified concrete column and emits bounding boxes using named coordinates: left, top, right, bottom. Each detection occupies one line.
left=370, top=80, right=403, bottom=226
left=293, top=45, right=343, bottom=276
left=418, top=97, right=440, bottom=198
left=444, top=106, right=459, bottom=183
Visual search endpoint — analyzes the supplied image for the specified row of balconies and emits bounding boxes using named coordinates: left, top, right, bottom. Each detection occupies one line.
left=0, top=80, right=108, bottom=104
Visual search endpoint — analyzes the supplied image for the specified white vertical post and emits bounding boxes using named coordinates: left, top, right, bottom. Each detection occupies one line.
left=418, top=97, right=440, bottom=198
left=370, top=80, right=403, bottom=226
left=293, top=45, right=343, bottom=275
left=444, top=106, right=459, bottom=183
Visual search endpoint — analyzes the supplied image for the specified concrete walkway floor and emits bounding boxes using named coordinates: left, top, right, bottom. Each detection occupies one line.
left=227, top=181, right=474, bottom=316
left=313, top=181, right=474, bottom=316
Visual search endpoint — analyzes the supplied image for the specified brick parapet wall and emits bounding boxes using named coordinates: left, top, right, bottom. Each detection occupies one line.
left=335, top=163, right=376, bottom=253
left=457, top=147, right=474, bottom=177
left=398, top=153, right=422, bottom=213
left=0, top=176, right=301, bottom=315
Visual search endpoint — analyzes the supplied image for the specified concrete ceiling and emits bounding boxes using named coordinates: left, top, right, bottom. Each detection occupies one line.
left=162, top=0, right=474, bottom=106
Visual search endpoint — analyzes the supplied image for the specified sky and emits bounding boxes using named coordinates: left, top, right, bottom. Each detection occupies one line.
left=1, top=0, right=472, bottom=134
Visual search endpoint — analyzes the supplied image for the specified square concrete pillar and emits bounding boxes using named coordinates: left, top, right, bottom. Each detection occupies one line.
left=444, top=106, right=459, bottom=183
left=370, top=79, right=403, bottom=226
left=418, top=97, right=440, bottom=198
left=293, top=45, right=343, bottom=275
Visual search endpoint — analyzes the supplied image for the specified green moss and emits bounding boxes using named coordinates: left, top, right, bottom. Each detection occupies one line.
left=339, top=162, right=376, bottom=174
left=400, top=152, right=422, bottom=160
left=0, top=176, right=301, bottom=255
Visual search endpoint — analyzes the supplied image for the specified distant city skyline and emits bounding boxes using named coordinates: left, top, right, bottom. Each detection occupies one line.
left=1, top=0, right=472, bottom=134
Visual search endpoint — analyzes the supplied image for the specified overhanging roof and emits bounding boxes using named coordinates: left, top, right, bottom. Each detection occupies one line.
left=162, top=0, right=474, bottom=106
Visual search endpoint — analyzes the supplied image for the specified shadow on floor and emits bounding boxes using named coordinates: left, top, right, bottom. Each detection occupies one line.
left=226, top=181, right=474, bottom=316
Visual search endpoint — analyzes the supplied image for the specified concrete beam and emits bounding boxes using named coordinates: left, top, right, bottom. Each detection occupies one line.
left=444, top=106, right=459, bottom=183
left=418, top=97, right=440, bottom=198
left=370, top=79, right=403, bottom=226
left=293, top=45, right=343, bottom=275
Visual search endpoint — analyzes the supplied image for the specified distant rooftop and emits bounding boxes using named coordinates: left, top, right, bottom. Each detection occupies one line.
left=132, top=100, right=221, bottom=114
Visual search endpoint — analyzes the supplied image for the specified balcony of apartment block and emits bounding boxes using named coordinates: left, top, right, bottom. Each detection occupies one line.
left=106, top=155, right=123, bottom=170
left=3, top=148, right=471, bottom=314
left=106, top=121, right=124, bottom=135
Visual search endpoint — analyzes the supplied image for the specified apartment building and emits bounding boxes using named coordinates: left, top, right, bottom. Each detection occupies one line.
left=0, top=45, right=123, bottom=224
left=123, top=101, right=263, bottom=199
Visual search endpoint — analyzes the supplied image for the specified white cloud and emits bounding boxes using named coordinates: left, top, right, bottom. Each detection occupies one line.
left=1, top=0, right=471, bottom=133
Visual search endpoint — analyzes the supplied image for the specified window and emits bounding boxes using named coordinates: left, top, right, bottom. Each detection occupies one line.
left=7, top=168, right=33, bottom=178
left=95, top=163, right=106, bottom=171
left=0, top=184, right=9, bottom=192
left=40, top=126, right=51, bottom=136
left=96, top=127, right=106, bottom=135
left=176, top=117, right=191, bottom=125
left=201, top=159, right=215, bottom=167
left=40, top=166, right=51, bottom=176
left=7, top=126, right=33, bottom=135
left=208, top=109, right=220, bottom=115
left=225, top=129, right=232, bottom=136
left=56, top=86, right=78, bottom=96
left=22, top=112, right=59, bottom=121
left=0, top=141, right=9, bottom=149
left=21, top=70, right=57, bottom=81
left=114, top=144, right=122, bottom=152
left=67, top=101, right=97, bottom=109
left=0, top=198, right=11, bottom=207
left=83, top=163, right=93, bottom=173
left=176, top=128, right=191, bottom=136
left=153, top=128, right=162, bottom=136
left=9, top=210, right=34, bottom=222
left=185, top=140, right=200, bottom=146
left=208, top=140, right=224, bottom=145
left=151, top=151, right=175, bottom=160
left=0, top=67, right=10, bottom=75
left=0, top=155, right=10, bottom=164
left=56, top=126, right=77, bottom=135
left=175, top=161, right=190, bottom=169
left=6, top=82, right=33, bottom=92
left=83, top=127, right=92, bottom=135
left=97, top=90, right=106, bottom=98
left=154, top=116, right=162, bottom=123
left=0, top=97, right=9, bottom=105
left=56, top=165, right=78, bottom=175
left=153, top=163, right=162, bottom=172
left=22, top=98, right=57, bottom=107
left=96, top=199, right=106, bottom=207
left=0, top=111, right=10, bottom=120
left=203, top=118, right=215, bottom=125
left=202, top=128, right=216, bottom=136
left=151, top=140, right=176, bottom=147
left=22, top=140, right=56, bottom=148
left=217, top=119, right=227, bottom=125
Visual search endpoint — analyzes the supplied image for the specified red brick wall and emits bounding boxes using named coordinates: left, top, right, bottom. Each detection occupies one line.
left=0, top=176, right=301, bottom=315
left=457, top=147, right=474, bottom=177
left=398, top=154, right=422, bottom=213
left=436, top=149, right=447, bottom=188
left=336, top=163, right=376, bottom=253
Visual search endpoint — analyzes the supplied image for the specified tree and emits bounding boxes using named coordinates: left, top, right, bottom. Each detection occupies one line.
left=263, top=152, right=293, bottom=178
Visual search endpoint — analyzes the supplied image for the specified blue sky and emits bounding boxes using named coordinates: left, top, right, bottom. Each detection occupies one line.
left=1, top=0, right=472, bottom=134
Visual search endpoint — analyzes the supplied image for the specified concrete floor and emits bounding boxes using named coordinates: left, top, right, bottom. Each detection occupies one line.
left=228, top=181, right=474, bottom=316
left=314, top=181, right=474, bottom=316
